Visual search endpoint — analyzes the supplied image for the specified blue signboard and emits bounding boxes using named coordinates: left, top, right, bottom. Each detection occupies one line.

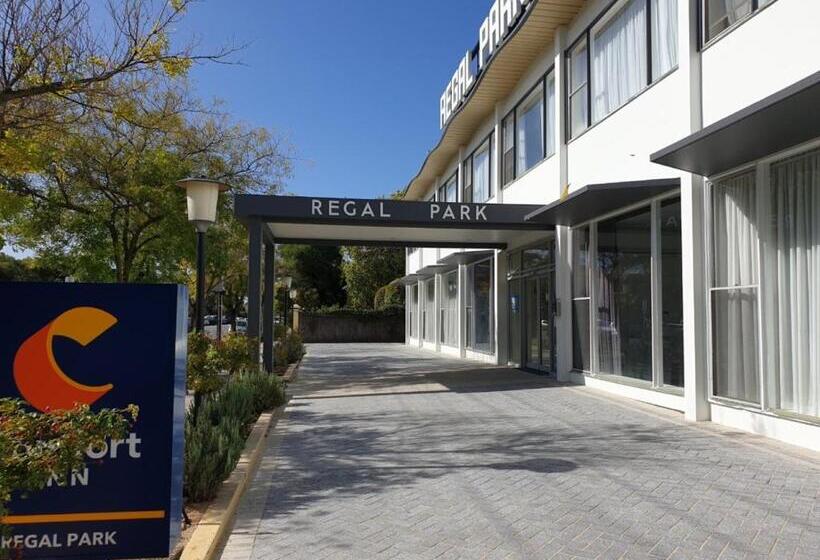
left=0, top=282, right=187, bottom=559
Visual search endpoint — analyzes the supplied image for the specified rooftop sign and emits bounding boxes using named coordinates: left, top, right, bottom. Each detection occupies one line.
left=439, top=0, right=532, bottom=129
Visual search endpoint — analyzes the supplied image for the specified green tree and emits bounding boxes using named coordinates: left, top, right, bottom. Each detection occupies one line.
left=341, top=245, right=405, bottom=310
left=0, top=87, right=292, bottom=283
left=0, top=0, right=234, bottom=137
left=278, top=244, right=345, bottom=310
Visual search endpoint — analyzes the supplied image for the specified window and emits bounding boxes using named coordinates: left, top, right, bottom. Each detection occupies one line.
left=651, top=0, right=678, bottom=79
left=591, top=0, right=647, bottom=123
left=502, top=113, right=515, bottom=187
left=409, top=285, right=419, bottom=338
left=423, top=278, right=436, bottom=343
left=568, top=38, right=589, bottom=138
left=462, top=154, right=473, bottom=203
left=545, top=73, right=556, bottom=157
left=710, top=170, right=759, bottom=403
left=572, top=196, right=684, bottom=388
left=439, top=173, right=457, bottom=203
left=660, top=199, right=684, bottom=387
left=704, top=0, right=752, bottom=43
left=440, top=271, right=458, bottom=347
left=568, top=0, right=677, bottom=137
left=767, top=149, right=819, bottom=417
left=597, top=207, right=653, bottom=381
left=572, top=227, right=591, bottom=371
left=466, top=258, right=494, bottom=353
left=471, top=136, right=493, bottom=203
left=516, top=83, right=544, bottom=176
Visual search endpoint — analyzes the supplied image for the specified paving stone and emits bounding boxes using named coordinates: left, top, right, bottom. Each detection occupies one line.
left=219, top=343, right=820, bottom=560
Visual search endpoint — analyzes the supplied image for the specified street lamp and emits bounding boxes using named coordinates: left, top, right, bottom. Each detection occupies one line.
left=289, top=288, right=297, bottom=329
left=178, top=178, right=229, bottom=332
left=214, top=279, right=226, bottom=342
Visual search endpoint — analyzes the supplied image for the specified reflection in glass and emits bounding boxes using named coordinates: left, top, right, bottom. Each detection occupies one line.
left=572, top=299, right=591, bottom=371
left=423, top=279, right=435, bottom=342
left=660, top=199, right=684, bottom=386
left=525, top=277, right=540, bottom=369
left=572, top=227, right=590, bottom=371
left=467, top=259, right=493, bottom=353
left=508, top=278, right=521, bottom=366
left=597, top=207, right=652, bottom=381
left=440, top=271, right=458, bottom=347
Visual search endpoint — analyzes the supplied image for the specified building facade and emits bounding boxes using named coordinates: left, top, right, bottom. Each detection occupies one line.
left=402, top=0, right=820, bottom=451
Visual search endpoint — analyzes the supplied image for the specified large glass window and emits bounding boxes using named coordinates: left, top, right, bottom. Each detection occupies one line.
left=516, top=83, right=544, bottom=176
left=596, top=207, right=653, bottom=381
left=508, top=278, right=522, bottom=366
left=472, top=137, right=492, bottom=203
left=767, top=149, right=819, bottom=417
left=568, top=38, right=589, bottom=139
left=462, top=155, right=473, bottom=203
left=660, top=199, right=684, bottom=387
left=568, top=0, right=677, bottom=135
left=423, top=278, right=436, bottom=343
left=545, top=73, right=556, bottom=157
left=651, top=0, right=678, bottom=80
left=710, top=171, right=759, bottom=403
left=704, top=0, right=752, bottom=43
left=409, top=284, right=419, bottom=338
left=440, top=271, right=458, bottom=347
left=466, top=258, right=494, bottom=353
left=572, top=227, right=591, bottom=371
left=502, top=113, right=515, bottom=187
left=439, top=173, right=457, bottom=202
left=591, top=0, right=647, bottom=123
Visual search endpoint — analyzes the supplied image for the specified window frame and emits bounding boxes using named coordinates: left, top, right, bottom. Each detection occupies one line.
left=501, top=109, right=516, bottom=188
left=467, top=132, right=494, bottom=203
left=566, top=0, right=680, bottom=140
left=569, top=189, right=684, bottom=392
left=701, top=0, right=777, bottom=48
left=704, top=137, right=820, bottom=422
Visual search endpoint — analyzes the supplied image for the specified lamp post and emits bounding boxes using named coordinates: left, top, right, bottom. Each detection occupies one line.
left=177, top=178, right=229, bottom=332
left=214, top=279, right=226, bottom=342
left=282, top=275, right=292, bottom=329
left=289, top=288, right=297, bottom=329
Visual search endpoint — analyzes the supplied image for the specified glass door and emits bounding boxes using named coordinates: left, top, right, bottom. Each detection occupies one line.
left=524, top=275, right=554, bottom=373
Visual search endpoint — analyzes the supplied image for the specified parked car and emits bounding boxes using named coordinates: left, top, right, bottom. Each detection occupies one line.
left=235, top=317, right=248, bottom=334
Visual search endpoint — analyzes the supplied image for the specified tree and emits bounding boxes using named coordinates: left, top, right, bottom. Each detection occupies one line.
left=341, top=245, right=405, bottom=310
left=0, top=0, right=234, bottom=136
left=278, top=244, right=345, bottom=310
left=0, top=86, right=293, bottom=282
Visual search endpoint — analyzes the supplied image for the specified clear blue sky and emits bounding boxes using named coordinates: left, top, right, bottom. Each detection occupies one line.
left=177, top=0, right=488, bottom=199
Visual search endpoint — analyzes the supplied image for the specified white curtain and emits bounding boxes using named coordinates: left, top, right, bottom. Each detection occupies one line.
left=651, top=0, right=678, bottom=79
left=546, top=74, right=556, bottom=157
left=592, top=0, right=647, bottom=122
left=424, top=279, right=435, bottom=342
left=771, top=150, right=820, bottom=417
left=440, top=272, right=458, bottom=347
left=706, top=0, right=752, bottom=39
left=473, top=146, right=491, bottom=202
left=711, top=172, right=760, bottom=403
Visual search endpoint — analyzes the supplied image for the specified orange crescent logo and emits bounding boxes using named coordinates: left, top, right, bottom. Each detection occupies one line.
left=13, top=307, right=117, bottom=412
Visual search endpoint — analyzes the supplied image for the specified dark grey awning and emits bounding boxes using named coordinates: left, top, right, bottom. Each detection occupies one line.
left=417, top=264, right=455, bottom=276
left=437, top=249, right=496, bottom=266
left=391, top=274, right=423, bottom=286
left=651, top=71, right=820, bottom=176
left=524, top=179, right=680, bottom=226
left=235, top=195, right=550, bottom=249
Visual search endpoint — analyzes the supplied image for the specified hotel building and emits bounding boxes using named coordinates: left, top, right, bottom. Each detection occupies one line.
left=400, top=0, right=820, bottom=451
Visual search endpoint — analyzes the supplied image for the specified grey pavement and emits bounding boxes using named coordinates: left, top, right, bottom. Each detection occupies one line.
left=219, top=343, right=820, bottom=560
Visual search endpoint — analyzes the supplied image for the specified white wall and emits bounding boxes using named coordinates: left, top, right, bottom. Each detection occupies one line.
left=567, top=71, right=690, bottom=191
left=701, top=0, right=820, bottom=126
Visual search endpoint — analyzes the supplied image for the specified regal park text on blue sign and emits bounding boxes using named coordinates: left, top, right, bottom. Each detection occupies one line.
left=0, top=282, right=187, bottom=559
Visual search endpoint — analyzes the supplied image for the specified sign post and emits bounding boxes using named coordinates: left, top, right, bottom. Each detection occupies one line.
left=0, top=282, right=187, bottom=559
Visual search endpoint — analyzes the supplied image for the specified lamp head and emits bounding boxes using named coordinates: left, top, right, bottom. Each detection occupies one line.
left=177, top=178, right=230, bottom=231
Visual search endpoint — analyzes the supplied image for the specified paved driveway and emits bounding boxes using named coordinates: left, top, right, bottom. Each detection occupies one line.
left=220, top=343, right=820, bottom=560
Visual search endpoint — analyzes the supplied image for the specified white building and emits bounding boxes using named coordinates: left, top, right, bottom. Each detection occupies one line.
left=401, top=0, right=820, bottom=451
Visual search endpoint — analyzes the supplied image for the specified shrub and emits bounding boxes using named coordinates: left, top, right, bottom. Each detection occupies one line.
left=183, top=371, right=286, bottom=503
left=283, top=331, right=305, bottom=364
left=187, top=332, right=223, bottom=396
left=217, top=333, right=257, bottom=375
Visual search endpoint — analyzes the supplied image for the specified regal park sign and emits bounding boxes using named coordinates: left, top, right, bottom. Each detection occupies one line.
left=439, top=0, right=532, bottom=129
left=310, top=198, right=489, bottom=222
left=0, top=282, right=187, bottom=559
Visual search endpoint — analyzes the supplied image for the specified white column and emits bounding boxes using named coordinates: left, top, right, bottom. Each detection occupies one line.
left=554, top=26, right=573, bottom=382
left=494, top=251, right=508, bottom=365
left=493, top=102, right=502, bottom=203
left=458, top=263, right=467, bottom=358
left=679, top=0, right=709, bottom=421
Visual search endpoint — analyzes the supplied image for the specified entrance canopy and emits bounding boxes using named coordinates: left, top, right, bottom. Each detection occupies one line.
left=235, top=195, right=550, bottom=249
